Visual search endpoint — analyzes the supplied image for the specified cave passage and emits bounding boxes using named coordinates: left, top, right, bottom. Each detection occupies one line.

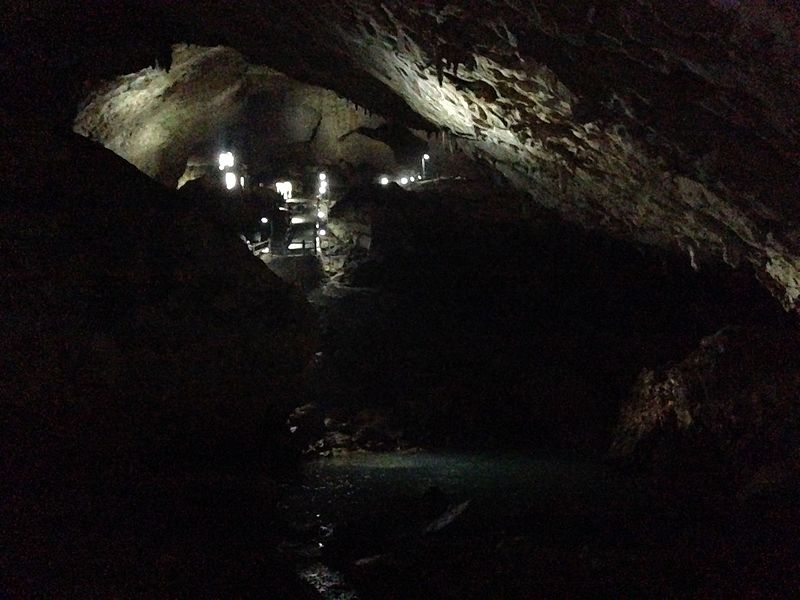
left=3, top=2, right=800, bottom=598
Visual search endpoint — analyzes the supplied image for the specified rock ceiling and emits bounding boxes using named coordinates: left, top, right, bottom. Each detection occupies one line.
left=6, top=1, right=800, bottom=307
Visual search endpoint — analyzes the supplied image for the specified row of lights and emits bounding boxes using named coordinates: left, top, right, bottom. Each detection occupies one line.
left=379, top=154, right=431, bottom=187
left=275, top=172, right=328, bottom=199
left=219, top=151, right=246, bottom=190
left=318, top=172, right=328, bottom=197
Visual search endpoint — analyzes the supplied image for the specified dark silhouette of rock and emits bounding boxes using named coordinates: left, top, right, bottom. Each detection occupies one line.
left=0, top=113, right=317, bottom=596
left=612, top=326, right=800, bottom=498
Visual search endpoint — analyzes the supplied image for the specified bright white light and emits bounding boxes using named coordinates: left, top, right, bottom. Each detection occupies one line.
left=260, top=217, right=268, bottom=224
left=317, top=210, right=326, bottom=219
left=261, top=247, right=270, bottom=255
left=318, top=173, right=327, bottom=181
left=240, top=176, right=245, bottom=187
left=288, top=242, right=303, bottom=250
left=379, top=177, right=389, bottom=185
left=291, top=216, right=305, bottom=224
left=276, top=181, right=293, bottom=199
left=409, top=176, right=416, bottom=182
left=318, top=185, right=327, bottom=195
left=318, top=229, right=327, bottom=236
left=423, top=153, right=430, bottom=160
left=218, top=151, right=234, bottom=170
left=400, top=177, right=409, bottom=185
left=225, top=172, right=237, bottom=190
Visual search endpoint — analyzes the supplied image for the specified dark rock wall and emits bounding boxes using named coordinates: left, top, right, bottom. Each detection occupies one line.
left=612, top=326, right=800, bottom=498
left=0, top=111, right=317, bottom=594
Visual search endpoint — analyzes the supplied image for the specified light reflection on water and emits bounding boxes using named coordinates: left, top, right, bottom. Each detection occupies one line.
left=282, top=452, right=644, bottom=598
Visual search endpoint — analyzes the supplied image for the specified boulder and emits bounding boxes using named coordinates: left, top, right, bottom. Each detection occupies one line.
left=611, top=326, right=800, bottom=497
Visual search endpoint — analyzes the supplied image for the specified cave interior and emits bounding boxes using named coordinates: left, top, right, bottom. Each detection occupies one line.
left=2, top=1, right=800, bottom=597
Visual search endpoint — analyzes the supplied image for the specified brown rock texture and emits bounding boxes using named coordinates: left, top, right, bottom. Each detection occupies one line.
left=74, top=45, right=398, bottom=187
left=612, top=326, right=800, bottom=495
left=5, top=1, right=800, bottom=305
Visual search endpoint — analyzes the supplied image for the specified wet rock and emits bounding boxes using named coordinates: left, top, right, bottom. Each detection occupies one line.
left=424, top=500, right=471, bottom=534
left=287, top=403, right=326, bottom=439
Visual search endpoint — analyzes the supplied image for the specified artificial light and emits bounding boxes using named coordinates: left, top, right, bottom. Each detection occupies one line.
left=225, top=172, right=237, bottom=189
left=218, top=151, right=234, bottom=170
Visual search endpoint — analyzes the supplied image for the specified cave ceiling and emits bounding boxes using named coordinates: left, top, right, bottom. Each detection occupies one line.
left=4, top=0, right=800, bottom=307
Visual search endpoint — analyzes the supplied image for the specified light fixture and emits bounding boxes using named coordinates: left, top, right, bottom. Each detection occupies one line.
left=422, top=153, right=430, bottom=178
left=319, top=173, right=327, bottom=181
left=240, top=176, right=245, bottom=187
left=317, top=210, right=326, bottom=219
left=423, top=153, right=430, bottom=160
left=225, top=172, right=237, bottom=190
left=261, top=247, right=270, bottom=255
left=260, top=217, right=268, bottom=224
left=409, top=176, right=415, bottom=182
left=218, top=151, right=234, bottom=170
left=291, top=216, right=305, bottom=224
left=288, top=242, right=303, bottom=250
left=276, top=181, right=293, bottom=199
left=400, top=177, right=409, bottom=185
left=379, top=177, right=389, bottom=185
left=318, top=229, right=327, bottom=236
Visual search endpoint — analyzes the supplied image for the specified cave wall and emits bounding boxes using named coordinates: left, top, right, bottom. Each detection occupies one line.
left=5, top=0, right=800, bottom=307
left=74, top=45, right=398, bottom=188
left=280, top=1, right=800, bottom=308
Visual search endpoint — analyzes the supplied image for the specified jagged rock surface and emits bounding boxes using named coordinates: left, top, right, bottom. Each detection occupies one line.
left=281, top=1, right=800, bottom=308
left=9, top=1, right=799, bottom=306
left=612, top=326, right=800, bottom=496
left=74, top=45, right=398, bottom=187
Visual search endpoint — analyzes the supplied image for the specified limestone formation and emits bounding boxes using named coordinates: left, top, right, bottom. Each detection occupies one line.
left=50, top=1, right=800, bottom=308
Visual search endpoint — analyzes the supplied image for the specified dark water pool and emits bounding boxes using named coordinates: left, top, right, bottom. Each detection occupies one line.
left=277, top=451, right=696, bottom=599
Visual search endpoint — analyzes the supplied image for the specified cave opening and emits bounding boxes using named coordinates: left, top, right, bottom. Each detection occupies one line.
left=3, top=2, right=800, bottom=597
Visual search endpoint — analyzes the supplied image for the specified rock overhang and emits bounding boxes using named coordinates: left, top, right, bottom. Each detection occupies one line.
left=5, top=0, right=800, bottom=308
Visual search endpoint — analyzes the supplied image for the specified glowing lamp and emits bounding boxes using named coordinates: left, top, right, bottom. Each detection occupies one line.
left=260, top=217, right=268, bottom=224
left=400, top=177, right=409, bottom=185
left=218, top=151, right=234, bottom=170
left=225, top=172, right=237, bottom=189
left=379, top=177, right=389, bottom=185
